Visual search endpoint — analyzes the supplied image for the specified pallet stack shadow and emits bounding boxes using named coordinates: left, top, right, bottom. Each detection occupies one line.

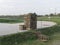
left=19, top=13, right=37, bottom=30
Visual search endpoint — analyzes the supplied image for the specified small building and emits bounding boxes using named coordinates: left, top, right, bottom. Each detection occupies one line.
left=19, top=13, right=37, bottom=30
left=24, top=13, right=37, bottom=30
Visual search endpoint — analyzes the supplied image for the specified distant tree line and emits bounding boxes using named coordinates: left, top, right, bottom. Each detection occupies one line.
left=0, top=15, right=24, bottom=20
left=37, top=13, right=60, bottom=17
left=0, top=13, right=60, bottom=18
left=45, top=13, right=60, bottom=16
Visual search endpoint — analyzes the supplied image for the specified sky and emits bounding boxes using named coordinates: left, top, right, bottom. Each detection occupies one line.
left=0, top=0, right=60, bottom=15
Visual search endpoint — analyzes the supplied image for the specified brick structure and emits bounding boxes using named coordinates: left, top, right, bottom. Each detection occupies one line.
left=24, top=13, right=37, bottom=30
left=19, top=25, right=26, bottom=30
left=19, top=13, right=37, bottom=30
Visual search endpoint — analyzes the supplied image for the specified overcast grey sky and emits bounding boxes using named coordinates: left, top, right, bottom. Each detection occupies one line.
left=0, top=0, right=60, bottom=15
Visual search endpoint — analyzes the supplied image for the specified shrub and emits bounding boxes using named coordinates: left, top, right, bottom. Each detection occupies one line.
left=37, top=25, right=60, bottom=36
left=0, top=31, right=37, bottom=45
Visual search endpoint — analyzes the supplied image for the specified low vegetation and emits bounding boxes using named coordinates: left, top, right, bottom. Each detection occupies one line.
left=0, top=18, right=23, bottom=23
left=37, top=16, right=60, bottom=25
left=0, top=15, right=24, bottom=23
left=0, top=25, right=60, bottom=45
left=0, top=31, right=38, bottom=45
left=0, top=15, right=60, bottom=45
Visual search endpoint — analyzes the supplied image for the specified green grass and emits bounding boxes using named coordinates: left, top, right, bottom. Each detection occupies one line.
left=18, top=39, right=48, bottom=45
left=0, top=31, right=38, bottom=45
left=37, top=16, right=60, bottom=25
left=0, top=16, right=60, bottom=45
left=18, top=25, right=60, bottom=45
left=37, top=16, right=60, bottom=45
left=0, top=18, right=24, bottom=23
left=47, top=33, right=60, bottom=45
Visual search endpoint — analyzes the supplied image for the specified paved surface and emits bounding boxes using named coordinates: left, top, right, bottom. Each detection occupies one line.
left=0, top=21, right=56, bottom=36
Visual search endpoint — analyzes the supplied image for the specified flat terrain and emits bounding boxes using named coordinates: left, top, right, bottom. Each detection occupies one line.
left=37, top=16, right=60, bottom=25
left=18, top=16, right=60, bottom=45
left=0, top=16, right=60, bottom=45
left=37, top=16, right=60, bottom=45
left=49, top=33, right=60, bottom=45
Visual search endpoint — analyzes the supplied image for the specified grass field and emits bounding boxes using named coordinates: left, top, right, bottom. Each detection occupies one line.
left=19, top=16, right=60, bottom=45
left=0, top=18, right=24, bottom=23
left=37, top=16, right=60, bottom=25
left=0, top=16, right=60, bottom=45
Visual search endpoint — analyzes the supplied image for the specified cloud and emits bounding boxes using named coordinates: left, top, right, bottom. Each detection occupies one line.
left=0, top=0, right=59, bottom=15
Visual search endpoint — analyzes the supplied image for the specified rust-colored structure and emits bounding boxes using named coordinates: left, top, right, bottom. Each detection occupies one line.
left=19, top=13, right=37, bottom=30
left=24, top=13, right=37, bottom=30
